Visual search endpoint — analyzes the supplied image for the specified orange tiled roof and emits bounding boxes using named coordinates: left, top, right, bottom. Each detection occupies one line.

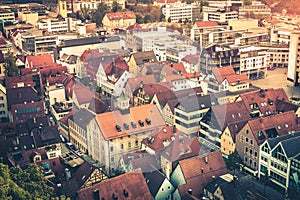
left=177, top=151, right=227, bottom=199
left=96, top=104, right=165, bottom=140
left=26, top=54, right=53, bottom=68
left=195, top=21, right=219, bottom=28
left=212, top=66, right=235, bottom=84
left=77, top=169, right=152, bottom=200
left=182, top=54, right=200, bottom=65
left=248, top=111, right=300, bottom=145
left=105, top=11, right=136, bottom=21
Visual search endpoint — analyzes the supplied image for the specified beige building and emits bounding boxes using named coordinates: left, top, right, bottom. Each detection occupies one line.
left=86, top=104, right=165, bottom=175
left=102, top=11, right=136, bottom=31
left=0, top=83, right=7, bottom=119
left=287, top=31, right=300, bottom=85
left=18, top=11, right=38, bottom=26
left=228, top=19, right=258, bottom=30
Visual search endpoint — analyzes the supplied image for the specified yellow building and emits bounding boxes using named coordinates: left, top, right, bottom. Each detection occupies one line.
left=87, top=104, right=165, bottom=175
left=102, top=11, right=136, bottom=31
left=59, top=0, right=68, bottom=18
left=220, top=121, right=247, bottom=158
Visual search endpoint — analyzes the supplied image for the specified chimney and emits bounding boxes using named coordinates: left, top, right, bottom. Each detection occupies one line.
left=123, top=189, right=129, bottom=198
left=201, top=168, right=204, bottom=174
left=204, top=155, right=208, bottom=164
left=93, top=189, right=100, bottom=200
left=188, top=189, right=192, bottom=195
left=16, top=137, right=19, bottom=145
left=33, top=117, right=36, bottom=124
left=173, top=125, right=176, bottom=133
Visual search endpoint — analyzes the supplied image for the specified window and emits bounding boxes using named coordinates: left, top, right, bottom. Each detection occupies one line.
left=111, top=157, right=114, bottom=163
left=246, top=137, right=249, bottom=143
left=255, top=151, right=258, bottom=157
left=120, top=144, right=124, bottom=150
left=110, top=146, right=113, bottom=152
left=245, top=147, right=248, bottom=153
left=128, top=142, right=131, bottom=148
left=250, top=140, right=253, bottom=145
left=135, top=140, right=138, bottom=147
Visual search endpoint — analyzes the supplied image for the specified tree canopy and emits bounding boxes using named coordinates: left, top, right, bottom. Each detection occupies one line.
left=0, top=163, right=53, bottom=200
left=91, top=3, right=109, bottom=27
left=4, top=51, right=19, bottom=77
left=225, top=150, right=242, bottom=174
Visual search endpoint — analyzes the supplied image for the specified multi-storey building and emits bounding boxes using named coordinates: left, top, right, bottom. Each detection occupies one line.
left=13, top=29, right=57, bottom=56
left=259, top=132, right=300, bottom=192
left=162, top=2, right=199, bottom=23
left=174, top=94, right=217, bottom=137
left=287, top=31, right=300, bottom=86
left=200, top=44, right=240, bottom=74
left=166, top=44, right=197, bottom=63
left=203, top=6, right=238, bottom=23
left=0, top=8, right=15, bottom=22
left=239, top=46, right=268, bottom=80
left=238, top=4, right=271, bottom=18
left=236, top=111, right=300, bottom=176
left=37, top=18, right=68, bottom=33
left=190, top=21, right=224, bottom=44
left=86, top=104, right=165, bottom=175
left=68, top=108, right=95, bottom=153
left=0, top=83, right=8, bottom=119
left=102, top=11, right=136, bottom=31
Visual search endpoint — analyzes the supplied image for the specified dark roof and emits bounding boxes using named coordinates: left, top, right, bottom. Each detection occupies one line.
left=60, top=37, right=101, bottom=47
left=144, top=167, right=167, bottom=197
left=7, top=86, right=39, bottom=110
left=68, top=109, right=94, bottom=130
left=131, top=51, right=157, bottom=66
left=61, top=161, right=98, bottom=199
left=275, top=99, right=299, bottom=113
left=176, top=94, right=218, bottom=112
left=77, top=169, right=152, bottom=200
left=204, top=177, right=228, bottom=193
left=0, top=50, right=4, bottom=63
left=32, top=125, right=61, bottom=148
left=281, top=135, right=300, bottom=158
left=267, top=132, right=300, bottom=149
left=88, top=97, right=110, bottom=114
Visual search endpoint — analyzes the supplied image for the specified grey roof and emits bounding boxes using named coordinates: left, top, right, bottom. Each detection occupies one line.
left=280, top=134, right=300, bottom=159
left=32, top=125, right=61, bottom=148
left=102, top=36, right=120, bottom=42
left=267, top=132, right=300, bottom=150
left=176, top=94, right=218, bottom=112
left=61, top=37, right=101, bottom=47
left=68, top=108, right=94, bottom=130
left=144, top=167, right=166, bottom=197
left=131, top=51, right=157, bottom=66
left=204, top=177, right=227, bottom=193
left=7, top=86, right=39, bottom=110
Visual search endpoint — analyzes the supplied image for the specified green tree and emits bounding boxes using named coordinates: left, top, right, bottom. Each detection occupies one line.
left=136, top=13, right=144, bottom=24
left=91, top=3, right=109, bottom=27
left=0, top=163, right=53, bottom=200
left=143, top=14, right=152, bottom=23
left=111, top=1, right=122, bottom=12
left=4, top=51, right=19, bottom=77
left=244, top=0, right=252, bottom=5
left=225, top=150, right=242, bottom=175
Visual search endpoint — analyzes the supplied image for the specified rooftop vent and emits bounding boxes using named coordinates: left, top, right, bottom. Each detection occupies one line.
left=123, top=123, right=129, bottom=130
left=123, top=189, right=129, bottom=198
left=138, top=120, right=144, bottom=127
left=130, top=122, right=137, bottom=129
left=115, top=125, right=122, bottom=132
left=145, top=118, right=151, bottom=125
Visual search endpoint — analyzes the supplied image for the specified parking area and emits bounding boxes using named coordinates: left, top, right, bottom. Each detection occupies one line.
left=252, top=68, right=300, bottom=99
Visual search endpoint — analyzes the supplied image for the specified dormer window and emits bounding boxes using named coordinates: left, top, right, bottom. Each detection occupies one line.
left=138, top=120, right=144, bottom=127
left=285, top=124, right=289, bottom=128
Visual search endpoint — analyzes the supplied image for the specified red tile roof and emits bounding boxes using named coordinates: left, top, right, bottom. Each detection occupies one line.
left=141, top=125, right=183, bottom=152
left=155, top=0, right=180, bottom=3
left=77, top=169, right=152, bottom=200
left=26, top=54, right=53, bottom=68
left=194, top=21, right=219, bottom=28
left=182, top=54, right=200, bottom=65
left=73, top=82, right=94, bottom=105
left=239, top=88, right=289, bottom=116
left=177, top=151, right=228, bottom=199
left=171, top=62, right=187, bottom=74
left=211, top=101, right=250, bottom=131
left=161, top=137, right=203, bottom=163
left=96, top=104, right=165, bottom=140
left=248, top=111, right=300, bottom=145
left=127, top=23, right=142, bottom=30
left=126, top=75, right=156, bottom=94
left=5, top=75, right=34, bottom=89
left=212, top=66, right=235, bottom=84
left=105, top=11, right=136, bottom=21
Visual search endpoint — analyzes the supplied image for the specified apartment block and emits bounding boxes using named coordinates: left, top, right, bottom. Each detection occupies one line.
left=203, top=6, right=238, bottom=23
left=162, top=2, right=199, bottom=23
left=287, top=31, right=300, bottom=85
